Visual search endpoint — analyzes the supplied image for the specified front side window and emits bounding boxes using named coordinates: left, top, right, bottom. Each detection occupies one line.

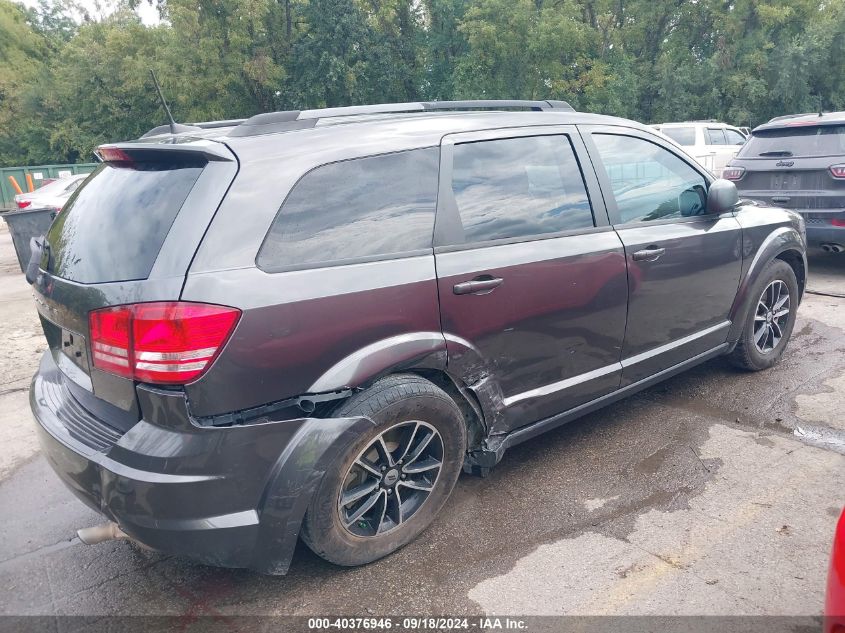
left=257, top=148, right=439, bottom=270
left=661, top=127, right=695, bottom=146
left=449, top=135, right=593, bottom=244
left=724, top=129, right=746, bottom=145
left=592, top=134, right=708, bottom=225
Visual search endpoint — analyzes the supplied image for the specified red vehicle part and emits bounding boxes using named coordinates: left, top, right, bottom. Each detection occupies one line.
left=827, top=509, right=845, bottom=633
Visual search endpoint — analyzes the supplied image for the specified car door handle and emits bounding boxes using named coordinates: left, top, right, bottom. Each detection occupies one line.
left=453, top=276, right=503, bottom=295
left=771, top=196, right=791, bottom=204
left=632, top=246, right=666, bottom=262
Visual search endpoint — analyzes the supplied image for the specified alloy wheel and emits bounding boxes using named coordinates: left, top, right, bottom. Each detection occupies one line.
left=754, top=279, right=791, bottom=354
left=338, top=421, right=443, bottom=537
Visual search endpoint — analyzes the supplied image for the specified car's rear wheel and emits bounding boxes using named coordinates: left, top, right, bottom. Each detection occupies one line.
left=300, top=374, right=466, bottom=567
left=729, top=259, right=799, bottom=371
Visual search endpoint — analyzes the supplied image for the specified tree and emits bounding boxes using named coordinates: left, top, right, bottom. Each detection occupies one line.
left=289, top=0, right=418, bottom=107
left=0, top=0, right=50, bottom=164
left=3, top=0, right=845, bottom=167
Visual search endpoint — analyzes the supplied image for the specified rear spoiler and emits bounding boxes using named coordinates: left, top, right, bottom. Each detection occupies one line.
left=95, top=141, right=235, bottom=164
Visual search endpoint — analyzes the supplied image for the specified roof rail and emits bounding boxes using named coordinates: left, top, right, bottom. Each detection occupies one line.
left=297, top=99, right=573, bottom=120
left=190, top=119, right=248, bottom=129
left=228, top=99, right=575, bottom=138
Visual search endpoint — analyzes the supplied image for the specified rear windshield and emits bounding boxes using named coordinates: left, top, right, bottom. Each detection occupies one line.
left=661, top=127, right=695, bottom=146
left=739, top=125, right=845, bottom=158
left=44, top=162, right=203, bottom=283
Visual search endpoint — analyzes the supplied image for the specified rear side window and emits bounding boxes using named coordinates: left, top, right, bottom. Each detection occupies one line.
left=706, top=128, right=727, bottom=145
left=45, top=162, right=203, bottom=283
left=739, top=125, right=845, bottom=158
left=661, top=127, right=695, bottom=146
left=449, top=135, right=593, bottom=244
left=257, top=148, right=438, bottom=271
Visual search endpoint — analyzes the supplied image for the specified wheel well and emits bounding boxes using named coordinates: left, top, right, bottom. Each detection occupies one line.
left=407, top=369, right=487, bottom=451
left=776, top=249, right=806, bottom=299
left=325, top=369, right=488, bottom=451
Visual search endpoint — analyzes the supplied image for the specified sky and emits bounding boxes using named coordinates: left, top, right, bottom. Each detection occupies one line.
left=19, top=0, right=161, bottom=26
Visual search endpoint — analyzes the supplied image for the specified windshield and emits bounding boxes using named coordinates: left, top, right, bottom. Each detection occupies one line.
left=739, top=125, right=845, bottom=158
left=44, top=161, right=203, bottom=283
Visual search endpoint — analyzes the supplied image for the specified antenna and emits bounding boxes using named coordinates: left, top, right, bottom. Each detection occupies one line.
left=149, top=69, right=177, bottom=134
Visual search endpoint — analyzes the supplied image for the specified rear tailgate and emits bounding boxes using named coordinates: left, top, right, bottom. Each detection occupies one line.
left=31, top=141, right=238, bottom=427
left=735, top=157, right=845, bottom=211
left=731, top=123, right=845, bottom=217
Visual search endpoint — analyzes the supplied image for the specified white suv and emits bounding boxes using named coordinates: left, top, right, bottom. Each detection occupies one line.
left=652, top=121, right=747, bottom=177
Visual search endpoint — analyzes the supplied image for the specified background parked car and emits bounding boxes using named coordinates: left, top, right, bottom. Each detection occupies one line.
left=652, top=121, right=747, bottom=177
left=724, top=111, right=845, bottom=252
left=13, top=173, right=87, bottom=211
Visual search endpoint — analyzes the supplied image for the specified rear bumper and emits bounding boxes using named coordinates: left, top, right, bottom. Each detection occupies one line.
left=30, top=352, right=372, bottom=574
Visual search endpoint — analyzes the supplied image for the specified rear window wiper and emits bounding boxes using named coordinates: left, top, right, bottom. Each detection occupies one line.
left=758, top=150, right=793, bottom=157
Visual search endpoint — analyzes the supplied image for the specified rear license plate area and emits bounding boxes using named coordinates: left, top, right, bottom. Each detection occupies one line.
left=61, top=328, right=89, bottom=372
left=771, top=172, right=800, bottom=190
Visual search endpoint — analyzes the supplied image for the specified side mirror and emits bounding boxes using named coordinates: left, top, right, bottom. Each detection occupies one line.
left=706, top=179, right=739, bottom=215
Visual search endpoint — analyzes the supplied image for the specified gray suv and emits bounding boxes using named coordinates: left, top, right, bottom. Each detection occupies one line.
left=29, top=100, right=806, bottom=574
left=725, top=111, right=845, bottom=252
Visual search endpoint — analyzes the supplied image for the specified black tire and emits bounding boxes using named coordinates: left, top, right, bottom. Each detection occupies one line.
left=300, top=374, right=466, bottom=567
left=729, top=259, right=799, bottom=371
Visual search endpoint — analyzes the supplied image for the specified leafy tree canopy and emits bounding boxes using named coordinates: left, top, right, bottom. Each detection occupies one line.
left=1, top=0, right=844, bottom=166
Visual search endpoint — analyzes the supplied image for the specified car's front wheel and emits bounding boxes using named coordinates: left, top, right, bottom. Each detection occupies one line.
left=300, top=374, right=466, bottom=567
left=729, top=259, right=799, bottom=371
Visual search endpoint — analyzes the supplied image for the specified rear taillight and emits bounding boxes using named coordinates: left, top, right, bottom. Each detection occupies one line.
left=89, top=302, right=240, bottom=385
left=16, top=200, right=31, bottom=209
left=832, top=218, right=845, bottom=227
left=90, top=306, right=133, bottom=379
left=722, top=167, right=745, bottom=181
left=830, top=165, right=845, bottom=179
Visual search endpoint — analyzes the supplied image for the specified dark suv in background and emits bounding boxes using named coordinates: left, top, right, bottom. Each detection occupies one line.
left=29, top=100, right=806, bottom=574
left=725, top=111, right=845, bottom=252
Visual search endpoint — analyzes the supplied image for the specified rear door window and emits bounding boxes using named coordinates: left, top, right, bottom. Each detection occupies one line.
left=257, top=147, right=439, bottom=271
left=706, top=128, right=728, bottom=145
left=739, top=125, right=845, bottom=158
left=448, top=135, right=594, bottom=244
left=45, top=162, right=204, bottom=283
left=661, top=127, right=695, bottom=146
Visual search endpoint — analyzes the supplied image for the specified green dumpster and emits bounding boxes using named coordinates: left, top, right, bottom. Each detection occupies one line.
left=0, top=163, right=97, bottom=210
